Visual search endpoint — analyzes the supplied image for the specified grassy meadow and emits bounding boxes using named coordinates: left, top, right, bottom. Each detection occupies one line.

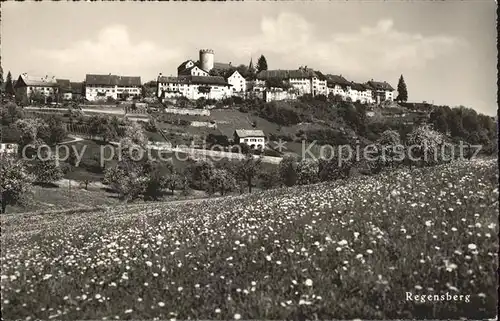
left=1, top=159, right=498, bottom=319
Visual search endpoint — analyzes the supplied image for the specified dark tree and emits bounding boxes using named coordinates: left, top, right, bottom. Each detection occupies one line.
left=256, top=55, right=268, bottom=73
left=5, top=72, right=15, bottom=96
left=396, top=75, right=408, bottom=102
left=235, top=154, right=262, bottom=193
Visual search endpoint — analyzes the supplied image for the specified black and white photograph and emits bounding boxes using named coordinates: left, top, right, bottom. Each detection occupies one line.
left=0, top=1, right=498, bottom=320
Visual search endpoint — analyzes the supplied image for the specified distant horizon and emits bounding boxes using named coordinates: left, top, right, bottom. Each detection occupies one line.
left=2, top=1, right=497, bottom=115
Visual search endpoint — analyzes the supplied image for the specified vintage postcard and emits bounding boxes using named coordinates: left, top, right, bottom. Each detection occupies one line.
left=0, top=1, right=497, bottom=320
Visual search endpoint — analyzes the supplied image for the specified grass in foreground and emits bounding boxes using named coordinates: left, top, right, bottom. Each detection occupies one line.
left=1, top=159, right=498, bottom=319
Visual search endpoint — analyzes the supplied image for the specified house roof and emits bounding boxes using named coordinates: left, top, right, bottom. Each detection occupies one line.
left=85, top=74, right=141, bottom=86
left=367, top=80, right=394, bottom=91
left=190, top=76, right=229, bottom=85
left=70, top=82, right=84, bottom=94
left=226, top=70, right=242, bottom=79
left=158, top=75, right=230, bottom=86
left=213, top=62, right=233, bottom=70
left=313, top=70, right=328, bottom=81
left=362, top=83, right=374, bottom=90
left=235, top=129, right=265, bottom=138
left=325, top=74, right=351, bottom=86
left=256, top=69, right=319, bottom=80
left=350, top=82, right=366, bottom=91
left=178, top=65, right=209, bottom=76
left=56, top=79, right=71, bottom=89
left=16, top=74, right=58, bottom=87
left=177, top=60, right=195, bottom=72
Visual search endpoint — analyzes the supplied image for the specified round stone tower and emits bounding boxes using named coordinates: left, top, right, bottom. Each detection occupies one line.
left=199, top=49, right=215, bottom=73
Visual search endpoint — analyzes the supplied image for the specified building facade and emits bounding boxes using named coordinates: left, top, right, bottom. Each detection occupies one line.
left=14, top=74, right=59, bottom=103
left=367, top=80, right=395, bottom=103
left=227, top=70, right=246, bottom=93
left=177, top=60, right=209, bottom=77
left=85, top=74, right=141, bottom=101
left=255, top=68, right=327, bottom=96
left=234, top=129, right=266, bottom=150
left=157, top=75, right=232, bottom=101
left=326, top=74, right=350, bottom=99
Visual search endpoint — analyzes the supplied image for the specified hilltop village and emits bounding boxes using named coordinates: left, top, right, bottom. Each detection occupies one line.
left=8, top=49, right=396, bottom=105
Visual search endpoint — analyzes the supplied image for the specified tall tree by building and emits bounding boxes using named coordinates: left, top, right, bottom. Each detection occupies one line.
left=5, top=71, right=15, bottom=96
left=256, top=55, right=268, bottom=73
left=396, top=75, right=408, bottom=102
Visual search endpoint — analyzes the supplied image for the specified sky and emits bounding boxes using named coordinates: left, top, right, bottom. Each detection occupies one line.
left=1, top=1, right=497, bottom=115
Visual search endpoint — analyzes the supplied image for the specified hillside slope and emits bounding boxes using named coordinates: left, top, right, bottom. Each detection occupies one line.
left=1, top=159, right=498, bottom=319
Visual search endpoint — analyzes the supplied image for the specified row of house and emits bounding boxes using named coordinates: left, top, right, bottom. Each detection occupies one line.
left=157, top=49, right=395, bottom=104
left=12, top=48, right=395, bottom=104
left=13, top=73, right=142, bottom=103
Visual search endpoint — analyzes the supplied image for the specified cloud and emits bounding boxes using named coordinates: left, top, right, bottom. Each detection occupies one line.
left=35, top=25, right=181, bottom=79
left=229, top=13, right=465, bottom=79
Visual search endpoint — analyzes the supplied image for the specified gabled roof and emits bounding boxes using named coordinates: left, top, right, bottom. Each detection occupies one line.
left=190, top=76, right=229, bottom=85
left=362, top=83, right=374, bottom=90
left=256, top=69, right=318, bottom=80
left=16, top=74, right=58, bottom=87
left=367, top=80, right=394, bottom=91
left=70, top=82, right=84, bottom=94
left=325, top=74, right=351, bottom=87
left=213, top=62, right=233, bottom=70
left=178, top=65, right=208, bottom=76
left=177, top=60, right=195, bottom=72
left=85, top=74, right=141, bottom=86
left=158, top=75, right=230, bottom=86
left=226, top=70, right=242, bottom=79
left=313, top=70, right=328, bottom=81
left=350, top=82, right=366, bottom=91
left=56, top=79, right=71, bottom=89
left=235, top=129, right=265, bottom=138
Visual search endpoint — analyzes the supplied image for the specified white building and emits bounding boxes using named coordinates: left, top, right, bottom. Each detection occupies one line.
left=14, top=74, right=59, bottom=103
left=263, top=88, right=298, bottom=102
left=177, top=60, right=209, bottom=77
left=157, top=75, right=232, bottom=101
left=326, top=75, right=375, bottom=103
left=326, top=74, right=350, bottom=99
left=84, top=74, right=142, bottom=102
left=234, top=129, right=266, bottom=150
left=367, top=80, right=395, bottom=103
left=227, top=70, right=246, bottom=93
left=255, top=68, right=327, bottom=96
left=56, top=79, right=84, bottom=101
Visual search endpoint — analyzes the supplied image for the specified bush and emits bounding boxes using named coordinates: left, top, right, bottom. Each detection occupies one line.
left=278, top=155, right=298, bottom=187
left=1, top=102, right=24, bottom=126
left=206, top=133, right=230, bottom=147
left=405, top=124, right=447, bottom=167
left=258, top=168, right=280, bottom=190
left=318, top=147, right=354, bottom=182
left=1, top=158, right=33, bottom=213
left=301, top=128, right=350, bottom=145
left=31, top=156, right=64, bottom=185
left=262, top=148, right=282, bottom=157
left=256, top=101, right=301, bottom=126
left=296, top=158, right=319, bottom=185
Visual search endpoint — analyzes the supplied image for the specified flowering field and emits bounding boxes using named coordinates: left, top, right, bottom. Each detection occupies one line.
left=1, top=159, right=498, bottom=320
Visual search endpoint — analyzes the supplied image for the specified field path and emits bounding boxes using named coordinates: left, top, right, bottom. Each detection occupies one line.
left=68, top=134, right=283, bottom=164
